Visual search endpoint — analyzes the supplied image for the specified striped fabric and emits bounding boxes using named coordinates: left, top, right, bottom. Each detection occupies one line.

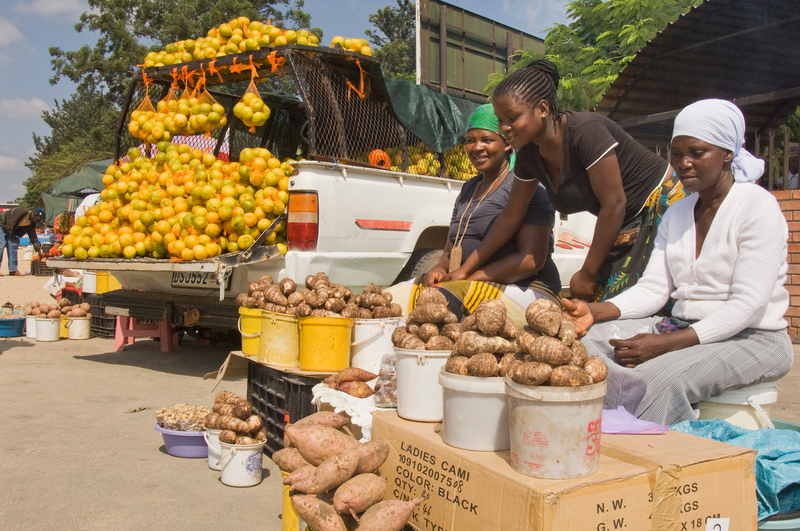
left=583, top=316, right=794, bottom=425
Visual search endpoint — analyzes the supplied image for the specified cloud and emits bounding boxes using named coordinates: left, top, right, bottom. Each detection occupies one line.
left=500, top=0, right=571, bottom=35
left=0, top=155, right=24, bottom=171
left=13, top=0, right=86, bottom=16
left=0, top=98, right=50, bottom=121
left=0, top=16, right=24, bottom=48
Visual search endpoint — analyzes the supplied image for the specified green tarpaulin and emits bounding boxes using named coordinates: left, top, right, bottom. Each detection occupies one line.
left=40, top=159, right=111, bottom=225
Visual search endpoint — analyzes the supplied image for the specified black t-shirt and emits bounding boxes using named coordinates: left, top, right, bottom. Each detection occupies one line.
left=448, top=172, right=560, bottom=292
left=514, top=112, right=669, bottom=223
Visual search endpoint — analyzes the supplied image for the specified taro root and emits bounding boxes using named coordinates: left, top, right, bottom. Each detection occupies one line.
left=259, top=275, right=275, bottom=286
left=391, top=326, right=408, bottom=346
left=456, top=331, right=514, bottom=357
left=398, top=333, right=425, bottom=350
left=558, top=319, right=577, bottom=346
left=247, top=282, right=260, bottom=295
left=549, top=365, right=593, bottom=387
left=417, top=323, right=439, bottom=343
left=355, top=308, right=373, bottom=319
left=445, top=355, right=470, bottom=375
left=440, top=323, right=461, bottom=343
left=508, top=361, right=553, bottom=386
left=442, top=311, right=458, bottom=325
left=219, top=430, right=238, bottom=444
left=372, top=306, right=393, bottom=319
left=526, top=299, right=562, bottom=336
left=295, top=303, right=312, bottom=317
left=324, top=297, right=346, bottom=313
left=426, top=335, right=454, bottom=351
left=389, top=303, right=403, bottom=317
left=467, top=352, right=499, bottom=377
left=584, top=357, right=609, bottom=383
left=473, top=299, right=507, bottom=336
left=570, top=339, right=589, bottom=367
left=498, top=352, right=525, bottom=377
left=500, top=317, right=518, bottom=340
left=406, top=321, right=420, bottom=336
left=287, top=292, right=305, bottom=307
left=415, top=287, right=447, bottom=307
left=526, top=336, right=573, bottom=366
left=460, top=314, right=477, bottom=332
left=280, top=278, right=297, bottom=295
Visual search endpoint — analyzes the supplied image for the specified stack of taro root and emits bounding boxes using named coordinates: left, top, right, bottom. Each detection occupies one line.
left=274, top=412, right=423, bottom=531
left=445, top=298, right=608, bottom=387
left=390, top=287, right=460, bottom=351
left=204, top=391, right=267, bottom=445
left=25, top=299, right=91, bottom=319
left=236, top=273, right=402, bottom=319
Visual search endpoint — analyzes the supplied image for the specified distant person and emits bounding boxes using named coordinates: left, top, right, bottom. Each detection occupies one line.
left=0, top=206, right=43, bottom=276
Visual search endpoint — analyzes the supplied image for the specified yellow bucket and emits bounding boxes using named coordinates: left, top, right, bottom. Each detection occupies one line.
left=96, top=272, right=122, bottom=294
left=238, top=307, right=262, bottom=356
left=259, top=311, right=300, bottom=368
left=59, top=315, right=69, bottom=339
left=281, top=471, right=300, bottom=531
left=298, top=316, right=353, bottom=372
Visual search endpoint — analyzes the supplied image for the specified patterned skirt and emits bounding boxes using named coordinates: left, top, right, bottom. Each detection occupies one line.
left=593, top=175, right=685, bottom=302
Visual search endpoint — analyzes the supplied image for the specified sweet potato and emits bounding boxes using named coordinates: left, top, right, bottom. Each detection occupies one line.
left=58, top=298, right=71, bottom=308
left=285, top=424, right=360, bottom=466
left=355, top=498, right=425, bottom=531
left=549, top=365, right=593, bottom=387
left=353, top=441, right=390, bottom=474
left=79, top=302, right=91, bottom=312
left=584, top=357, right=609, bottom=383
left=284, top=464, right=317, bottom=486
left=294, top=412, right=350, bottom=430
left=290, top=448, right=360, bottom=494
left=336, top=381, right=375, bottom=398
left=272, top=448, right=311, bottom=473
left=292, top=495, right=347, bottom=531
left=334, top=367, right=378, bottom=384
left=219, top=430, right=237, bottom=444
left=46, top=310, right=61, bottom=319
left=333, top=474, right=387, bottom=517
left=445, top=355, right=470, bottom=375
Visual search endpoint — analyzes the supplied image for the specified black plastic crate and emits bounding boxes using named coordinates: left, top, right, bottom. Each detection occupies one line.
left=247, top=361, right=322, bottom=457
left=91, top=316, right=116, bottom=339
left=84, top=293, right=105, bottom=310
left=61, top=287, right=82, bottom=306
left=31, top=260, right=53, bottom=276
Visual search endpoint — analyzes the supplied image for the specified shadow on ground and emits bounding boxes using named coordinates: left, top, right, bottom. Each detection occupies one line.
left=74, top=337, right=239, bottom=377
left=0, top=338, right=35, bottom=356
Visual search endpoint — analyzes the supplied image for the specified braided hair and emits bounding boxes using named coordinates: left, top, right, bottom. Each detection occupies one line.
left=493, top=59, right=563, bottom=125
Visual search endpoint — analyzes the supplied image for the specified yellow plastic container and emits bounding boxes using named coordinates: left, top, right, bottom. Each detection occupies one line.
left=96, top=272, right=122, bottom=294
left=238, top=307, right=262, bottom=356
left=297, top=316, right=353, bottom=372
left=59, top=315, right=69, bottom=339
left=281, top=471, right=300, bottom=531
left=259, top=311, right=300, bottom=368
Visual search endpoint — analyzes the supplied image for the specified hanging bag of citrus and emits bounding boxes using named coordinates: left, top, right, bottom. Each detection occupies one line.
left=232, top=59, right=270, bottom=133
left=128, top=73, right=157, bottom=142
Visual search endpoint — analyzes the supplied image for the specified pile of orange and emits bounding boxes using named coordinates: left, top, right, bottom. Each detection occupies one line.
left=61, top=142, right=297, bottom=261
left=142, top=17, right=321, bottom=68
left=330, top=36, right=373, bottom=56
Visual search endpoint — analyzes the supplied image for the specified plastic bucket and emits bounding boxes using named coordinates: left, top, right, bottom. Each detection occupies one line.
left=439, top=368, right=509, bottom=451
left=25, top=315, right=36, bottom=339
left=0, top=318, right=25, bottom=338
left=59, top=315, right=68, bottom=339
left=260, top=311, right=301, bottom=367
left=281, top=470, right=302, bottom=531
left=66, top=316, right=91, bottom=340
left=351, top=318, right=401, bottom=375
left=395, top=347, right=450, bottom=422
left=218, top=440, right=266, bottom=487
left=297, top=316, right=353, bottom=372
left=698, top=381, right=779, bottom=430
left=505, top=378, right=606, bottom=479
left=203, top=428, right=223, bottom=470
left=83, top=272, right=97, bottom=293
left=154, top=424, right=208, bottom=458
left=238, top=307, right=262, bottom=356
left=35, top=318, right=60, bottom=342
left=22, top=247, right=34, bottom=261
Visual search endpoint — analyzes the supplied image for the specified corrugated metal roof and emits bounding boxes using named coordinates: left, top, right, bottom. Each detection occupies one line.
left=596, top=0, right=800, bottom=145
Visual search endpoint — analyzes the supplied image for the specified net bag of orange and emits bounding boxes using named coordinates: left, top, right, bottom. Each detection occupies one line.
left=127, top=75, right=157, bottom=142
left=233, top=79, right=270, bottom=133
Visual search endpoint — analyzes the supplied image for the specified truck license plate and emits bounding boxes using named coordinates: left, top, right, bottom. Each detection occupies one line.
left=170, top=271, right=220, bottom=289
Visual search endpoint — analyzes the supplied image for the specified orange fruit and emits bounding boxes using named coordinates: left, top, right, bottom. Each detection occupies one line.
left=181, top=248, right=194, bottom=261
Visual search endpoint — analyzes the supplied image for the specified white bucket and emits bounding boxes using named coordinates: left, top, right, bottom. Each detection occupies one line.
left=66, top=316, right=91, bottom=340
left=218, top=440, right=266, bottom=487
left=25, top=315, right=36, bottom=339
left=83, top=272, right=97, bottom=294
left=21, top=246, right=34, bottom=261
left=439, top=368, right=509, bottom=451
left=203, top=428, right=222, bottom=470
left=35, top=318, right=60, bottom=342
left=395, top=347, right=450, bottom=422
left=351, top=317, right=401, bottom=374
left=505, top=378, right=606, bottom=479
left=698, top=381, right=779, bottom=430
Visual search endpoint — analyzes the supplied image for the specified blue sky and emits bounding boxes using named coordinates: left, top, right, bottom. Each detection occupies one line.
left=0, top=0, right=571, bottom=203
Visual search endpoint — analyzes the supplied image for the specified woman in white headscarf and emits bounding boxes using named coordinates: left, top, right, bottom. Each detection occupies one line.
left=562, top=99, right=793, bottom=425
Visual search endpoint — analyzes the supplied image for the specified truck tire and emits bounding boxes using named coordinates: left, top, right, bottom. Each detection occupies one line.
left=392, top=249, right=444, bottom=284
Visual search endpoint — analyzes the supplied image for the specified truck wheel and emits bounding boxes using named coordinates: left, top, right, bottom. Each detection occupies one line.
left=392, top=249, right=444, bottom=284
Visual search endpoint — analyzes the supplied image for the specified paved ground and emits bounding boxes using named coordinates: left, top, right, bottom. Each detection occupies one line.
left=1, top=257, right=798, bottom=530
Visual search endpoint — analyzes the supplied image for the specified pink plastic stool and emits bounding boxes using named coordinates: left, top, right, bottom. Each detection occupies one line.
left=114, top=316, right=177, bottom=353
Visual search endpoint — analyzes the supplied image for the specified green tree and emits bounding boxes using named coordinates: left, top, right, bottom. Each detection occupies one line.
left=365, top=0, right=416, bottom=81
left=486, top=0, right=703, bottom=110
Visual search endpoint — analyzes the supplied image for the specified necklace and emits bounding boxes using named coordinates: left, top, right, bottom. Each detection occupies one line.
left=449, top=162, right=509, bottom=272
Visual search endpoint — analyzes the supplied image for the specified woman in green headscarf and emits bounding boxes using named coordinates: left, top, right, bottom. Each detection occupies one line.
left=408, top=104, right=560, bottom=325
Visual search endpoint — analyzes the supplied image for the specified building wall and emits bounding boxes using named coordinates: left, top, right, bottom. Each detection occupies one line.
left=773, top=190, right=800, bottom=341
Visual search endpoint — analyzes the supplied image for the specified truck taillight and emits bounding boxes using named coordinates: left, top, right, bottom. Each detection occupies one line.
left=287, top=192, right=318, bottom=251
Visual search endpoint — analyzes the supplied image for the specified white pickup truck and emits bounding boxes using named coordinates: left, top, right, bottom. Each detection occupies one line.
left=47, top=160, right=594, bottom=331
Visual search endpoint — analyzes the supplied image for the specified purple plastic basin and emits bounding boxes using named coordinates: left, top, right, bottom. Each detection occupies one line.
left=154, top=424, right=208, bottom=458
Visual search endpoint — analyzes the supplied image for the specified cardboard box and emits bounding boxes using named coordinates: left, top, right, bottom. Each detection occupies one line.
left=372, top=411, right=758, bottom=531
